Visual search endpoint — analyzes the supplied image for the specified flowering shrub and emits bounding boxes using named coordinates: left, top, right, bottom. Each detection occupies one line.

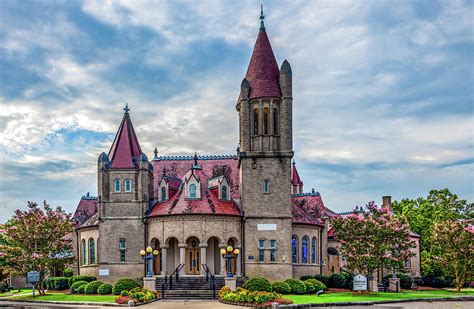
left=219, top=286, right=231, bottom=298
left=219, top=287, right=283, bottom=305
left=115, top=295, right=131, bottom=304
left=120, top=287, right=158, bottom=303
left=242, top=277, right=272, bottom=292
left=271, top=281, right=291, bottom=294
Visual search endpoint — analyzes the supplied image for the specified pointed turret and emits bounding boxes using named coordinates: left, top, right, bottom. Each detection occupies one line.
left=108, top=104, right=142, bottom=169
left=291, top=161, right=303, bottom=194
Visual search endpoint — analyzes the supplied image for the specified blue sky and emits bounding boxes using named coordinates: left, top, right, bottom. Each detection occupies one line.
left=0, top=0, right=472, bottom=221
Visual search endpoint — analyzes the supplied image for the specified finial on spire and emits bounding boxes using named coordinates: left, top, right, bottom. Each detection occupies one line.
left=193, top=152, right=198, bottom=166
left=259, top=4, right=265, bottom=31
left=292, top=160, right=296, bottom=166
left=162, top=166, right=167, bottom=176
left=124, top=102, right=130, bottom=113
left=153, top=147, right=158, bottom=158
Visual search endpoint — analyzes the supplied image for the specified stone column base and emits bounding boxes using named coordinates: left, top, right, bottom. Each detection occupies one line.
left=143, top=277, right=156, bottom=291
left=225, top=277, right=237, bottom=291
left=389, top=278, right=401, bottom=292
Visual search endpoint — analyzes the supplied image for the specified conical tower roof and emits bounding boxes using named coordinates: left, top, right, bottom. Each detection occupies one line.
left=108, top=104, right=142, bottom=169
left=291, top=161, right=303, bottom=187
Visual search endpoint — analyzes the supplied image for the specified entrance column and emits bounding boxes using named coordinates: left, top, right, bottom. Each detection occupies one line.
left=160, top=245, right=168, bottom=276
left=178, top=243, right=186, bottom=276
left=200, top=243, right=208, bottom=275
left=218, top=243, right=227, bottom=276
left=235, top=245, right=242, bottom=276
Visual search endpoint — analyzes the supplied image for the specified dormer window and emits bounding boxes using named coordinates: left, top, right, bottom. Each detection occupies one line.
left=161, top=187, right=167, bottom=201
left=189, top=184, right=197, bottom=198
left=221, top=185, right=228, bottom=200
left=124, top=179, right=131, bottom=192
left=114, top=179, right=121, bottom=192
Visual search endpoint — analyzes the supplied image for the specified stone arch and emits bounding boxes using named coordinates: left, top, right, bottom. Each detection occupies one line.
left=185, top=236, right=200, bottom=275
left=226, top=237, right=239, bottom=275
left=206, top=236, right=221, bottom=274
left=166, top=237, right=179, bottom=274
left=327, top=247, right=340, bottom=274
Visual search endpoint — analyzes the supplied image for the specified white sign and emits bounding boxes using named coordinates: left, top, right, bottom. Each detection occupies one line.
left=353, top=274, right=367, bottom=291
left=257, top=224, right=277, bottom=231
left=26, top=271, right=40, bottom=283
left=99, top=269, right=109, bottom=276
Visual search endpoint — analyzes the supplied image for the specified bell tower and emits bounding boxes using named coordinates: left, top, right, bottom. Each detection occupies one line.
left=238, top=7, right=294, bottom=280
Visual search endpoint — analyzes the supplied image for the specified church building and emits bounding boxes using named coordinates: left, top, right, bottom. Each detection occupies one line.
left=72, top=12, right=421, bottom=284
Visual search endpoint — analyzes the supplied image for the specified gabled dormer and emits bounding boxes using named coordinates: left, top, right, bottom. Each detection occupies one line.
left=208, top=175, right=230, bottom=201
left=158, top=167, right=182, bottom=202
left=184, top=153, right=202, bottom=199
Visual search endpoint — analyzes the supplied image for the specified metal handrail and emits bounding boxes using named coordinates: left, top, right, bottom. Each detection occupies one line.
left=202, top=263, right=216, bottom=299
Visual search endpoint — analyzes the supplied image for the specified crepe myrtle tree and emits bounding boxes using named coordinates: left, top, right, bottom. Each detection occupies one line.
left=331, top=202, right=416, bottom=280
left=2, top=201, right=74, bottom=295
left=431, top=220, right=474, bottom=291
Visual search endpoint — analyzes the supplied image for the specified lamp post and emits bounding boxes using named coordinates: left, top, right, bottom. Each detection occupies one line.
left=220, top=246, right=239, bottom=277
left=140, top=246, right=159, bottom=278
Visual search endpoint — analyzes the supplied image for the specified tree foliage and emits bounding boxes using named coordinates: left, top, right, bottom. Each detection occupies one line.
left=1, top=201, right=74, bottom=295
left=331, top=202, right=416, bottom=278
left=431, top=220, right=474, bottom=291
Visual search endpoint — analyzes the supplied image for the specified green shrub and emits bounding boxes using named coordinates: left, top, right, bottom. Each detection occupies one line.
left=220, top=288, right=281, bottom=305
left=384, top=274, right=413, bottom=289
left=84, top=281, right=104, bottom=294
left=68, top=275, right=97, bottom=288
left=305, top=279, right=326, bottom=291
left=304, top=281, right=316, bottom=294
left=341, top=273, right=352, bottom=289
left=284, top=279, right=306, bottom=294
left=300, top=275, right=314, bottom=281
left=271, top=281, right=291, bottom=294
left=314, top=275, right=329, bottom=286
left=112, top=278, right=140, bottom=295
left=46, top=277, right=69, bottom=290
left=63, top=268, right=73, bottom=278
left=242, top=277, right=272, bottom=292
left=70, top=280, right=88, bottom=293
left=120, top=287, right=157, bottom=303
left=97, top=283, right=113, bottom=295
left=75, top=284, right=86, bottom=294
left=329, top=273, right=347, bottom=288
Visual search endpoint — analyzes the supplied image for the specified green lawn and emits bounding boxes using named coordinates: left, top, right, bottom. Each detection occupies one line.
left=0, top=289, right=32, bottom=297
left=285, top=289, right=474, bottom=304
left=8, top=293, right=116, bottom=303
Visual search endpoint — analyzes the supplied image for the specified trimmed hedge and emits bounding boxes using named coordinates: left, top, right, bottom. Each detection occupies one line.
left=97, top=283, right=113, bottom=295
left=242, top=277, right=272, bottom=292
left=70, top=281, right=88, bottom=294
left=304, top=281, right=316, bottom=293
left=314, top=275, right=329, bottom=286
left=300, top=275, right=314, bottom=281
left=271, top=281, right=291, bottom=294
left=112, top=278, right=140, bottom=295
left=64, top=268, right=73, bottom=278
left=384, top=274, right=413, bottom=289
left=68, top=275, right=97, bottom=288
left=284, top=279, right=306, bottom=294
left=84, top=281, right=104, bottom=294
left=329, top=273, right=347, bottom=288
left=305, top=278, right=326, bottom=291
left=75, top=284, right=86, bottom=294
left=45, top=277, right=69, bottom=290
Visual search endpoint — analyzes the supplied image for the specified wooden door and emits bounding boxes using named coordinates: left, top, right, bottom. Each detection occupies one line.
left=334, top=255, right=340, bottom=273
left=186, top=249, right=200, bottom=275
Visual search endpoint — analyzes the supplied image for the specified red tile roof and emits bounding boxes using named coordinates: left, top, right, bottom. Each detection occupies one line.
left=244, top=29, right=281, bottom=100
left=73, top=194, right=98, bottom=227
left=291, top=193, right=326, bottom=226
left=108, top=111, right=142, bottom=169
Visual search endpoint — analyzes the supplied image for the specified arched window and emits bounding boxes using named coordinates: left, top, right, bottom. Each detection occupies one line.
left=189, top=184, right=196, bottom=198
left=263, top=107, right=269, bottom=134
left=292, top=235, right=298, bottom=263
left=89, top=238, right=95, bottom=264
left=161, top=187, right=167, bottom=201
left=221, top=185, right=227, bottom=200
left=302, top=236, right=309, bottom=263
left=253, top=108, right=259, bottom=135
left=311, top=237, right=317, bottom=264
left=81, top=239, right=86, bottom=265
left=124, top=179, right=131, bottom=192
left=114, top=179, right=120, bottom=192
left=273, top=108, right=278, bottom=134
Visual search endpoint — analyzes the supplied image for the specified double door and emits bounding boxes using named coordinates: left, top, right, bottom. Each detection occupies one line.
left=186, top=248, right=200, bottom=275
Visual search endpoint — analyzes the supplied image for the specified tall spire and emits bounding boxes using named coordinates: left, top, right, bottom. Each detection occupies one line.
left=260, top=4, right=265, bottom=31
left=108, top=105, right=142, bottom=169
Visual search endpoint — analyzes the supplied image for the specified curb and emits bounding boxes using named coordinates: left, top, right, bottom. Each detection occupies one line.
left=277, top=296, right=474, bottom=308
left=0, top=298, right=125, bottom=306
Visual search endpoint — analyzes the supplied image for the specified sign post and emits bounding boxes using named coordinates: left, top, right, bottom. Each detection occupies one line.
left=353, top=274, right=367, bottom=291
left=26, top=271, right=40, bottom=297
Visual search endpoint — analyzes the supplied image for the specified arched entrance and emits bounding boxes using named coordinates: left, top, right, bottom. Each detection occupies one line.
left=166, top=237, right=179, bottom=274
left=185, top=237, right=200, bottom=275
left=206, top=237, right=221, bottom=275
left=327, top=247, right=340, bottom=274
left=150, top=238, right=161, bottom=275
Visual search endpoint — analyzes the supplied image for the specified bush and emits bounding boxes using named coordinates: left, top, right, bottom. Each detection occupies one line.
left=75, top=284, right=86, bottom=294
left=341, top=273, right=352, bottom=289
left=46, top=277, right=69, bottom=290
left=300, top=275, right=314, bottom=281
left=120, top=287, right=158, bottom=303
left=84, top=281, right=104, bottom=294
left=70, top=280, right=88, bottom=293
left=305, top=279, right=326, bottom=291
left=63, top=268, right=73, bottom=277
left=219, top=286, right=231, bottom=299
left=421, top=276, right=453, bottom=288
left=329, top=273, right=347, bottom=288
left=220, top=288, right=282, bottom=305
left=384, top=274, right=413, bottom=289
left=314, top=275, right=330, bottom=286
left=68, top=275, right=97, bottom=288
left=284, top=279, right=306, bottom=294
left=242, top=277, right=272, bottom=292
left=97, top=283, right=113, bottom=295
left=304, top=281, right=316, bottom=293
left=112, top=278, right=140, bottom=295
left=271, top=281, right=291, bottom=294
left=115, top=295, right=131, bottom=304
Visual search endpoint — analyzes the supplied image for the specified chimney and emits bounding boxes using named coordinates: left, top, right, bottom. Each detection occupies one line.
left=382, top=196, right=392, bottom=212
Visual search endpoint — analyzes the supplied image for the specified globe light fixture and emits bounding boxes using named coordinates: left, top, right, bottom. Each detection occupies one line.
left=220, top=248, right=227, bottom=255
left=140, top=250, right=146, bottom=256
left=221, top=245, right=239, bottom=278
left=153, top=249, right=159, bottom=256
left=146, top=246, right=153, bottom=253
left=233, top=248, right=240, bottom=255
left=141, top=246, right=159, bottom=277
left=227, top=245, right=233, bottom=252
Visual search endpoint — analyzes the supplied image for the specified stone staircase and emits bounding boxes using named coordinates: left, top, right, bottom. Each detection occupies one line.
left=156, top=276, right=246, bottom=300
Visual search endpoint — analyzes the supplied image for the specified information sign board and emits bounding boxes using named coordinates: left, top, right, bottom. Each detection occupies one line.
left=353, top=274, right=367, bottom=291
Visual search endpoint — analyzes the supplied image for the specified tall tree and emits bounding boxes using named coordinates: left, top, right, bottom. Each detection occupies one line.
left=431, top=220, right=474, bottom=291
left=331, top=202, right=416, bottom=280
left=2, top=201, right=74, bottom=295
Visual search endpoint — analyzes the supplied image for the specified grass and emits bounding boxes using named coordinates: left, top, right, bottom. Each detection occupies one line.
left=285, top=289, right=474, bottom=304
left=0, top=289, right=32, bottom=297
left=8, top=292, right=116, bottom=303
